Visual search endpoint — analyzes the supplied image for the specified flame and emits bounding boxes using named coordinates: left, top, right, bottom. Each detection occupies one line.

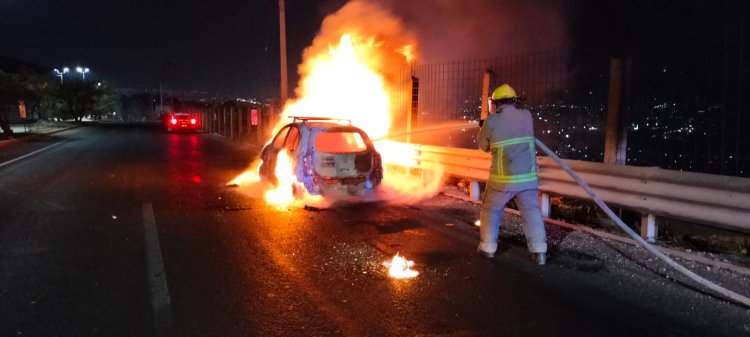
left=263, top=151, right=327, bottom=209
left=282, top=33, right=391, bottom=140
left=264, top=151, right=296, bottom=206
left=383, top=253, right=419, bottom=279
left=397, top=45, right=415, bottom=63
left=229, top=0, right=445, bottom=207
left=227, top=160, right=262, bottom=186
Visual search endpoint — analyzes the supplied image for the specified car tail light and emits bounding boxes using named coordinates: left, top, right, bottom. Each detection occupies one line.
left=170, top=118, right=177, bottom=125
left=190, top=118, right=197, bottom=125
left=303, top=153, right=314, bottom=176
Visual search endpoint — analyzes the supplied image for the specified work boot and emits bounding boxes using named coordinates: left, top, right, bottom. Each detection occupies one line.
left=531, top=253, right=546, bottom=265
left=476, top=247, right=495, bottom=259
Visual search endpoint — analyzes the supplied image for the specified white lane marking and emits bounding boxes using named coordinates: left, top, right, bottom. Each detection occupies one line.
left=0, top=141, right=63, bottom=169
left=143, top=202, right=175, bottom=336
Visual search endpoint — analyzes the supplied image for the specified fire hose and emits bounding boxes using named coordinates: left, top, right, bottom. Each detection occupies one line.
left=534, top=138, right=750, bottom=308
left=375, top=123, right=749, bottom=306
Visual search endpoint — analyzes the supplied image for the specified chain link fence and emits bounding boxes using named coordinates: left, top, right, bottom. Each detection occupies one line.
left=389, top=28, right=749, bottom=178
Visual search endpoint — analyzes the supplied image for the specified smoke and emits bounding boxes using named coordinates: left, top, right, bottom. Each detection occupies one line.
left=378, top=0, right=568, bottom=62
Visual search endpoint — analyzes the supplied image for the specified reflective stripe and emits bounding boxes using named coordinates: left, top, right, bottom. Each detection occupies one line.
left=489, top=136, right=537, bottom=184
left=490, top=136, right=535, bottom=147
left=489, top=173, right=538, bottom=184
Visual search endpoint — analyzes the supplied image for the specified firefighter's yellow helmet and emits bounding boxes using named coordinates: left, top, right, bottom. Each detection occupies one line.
left=491, top=84, right=518, bottom=101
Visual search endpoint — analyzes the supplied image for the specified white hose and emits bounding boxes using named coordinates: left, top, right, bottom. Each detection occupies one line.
left=535, top=138, right=750, bottom=308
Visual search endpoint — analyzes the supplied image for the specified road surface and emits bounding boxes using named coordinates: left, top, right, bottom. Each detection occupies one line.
left=0, top=124, right=748, bottom=336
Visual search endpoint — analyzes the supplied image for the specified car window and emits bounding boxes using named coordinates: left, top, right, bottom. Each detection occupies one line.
left=284, top=126, right=300, bottom=152
left=314, top=131, right=367, bottom=153
left=272, top=126, right=290, bottom=150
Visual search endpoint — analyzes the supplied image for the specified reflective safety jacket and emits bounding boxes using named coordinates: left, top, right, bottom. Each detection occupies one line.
left=478, top=104, right=539, bottom=191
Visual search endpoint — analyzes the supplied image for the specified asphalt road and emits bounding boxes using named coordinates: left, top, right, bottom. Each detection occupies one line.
left=0, top=124, right=748, bottom=337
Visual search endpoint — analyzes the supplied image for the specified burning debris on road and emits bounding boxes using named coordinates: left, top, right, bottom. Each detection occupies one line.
left=383, top=253, right=419, bottom=279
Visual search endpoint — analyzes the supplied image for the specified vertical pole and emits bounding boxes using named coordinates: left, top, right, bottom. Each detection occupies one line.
left=604, top=57, right=623, bottom=165
left=223, top=107, right=228, bottom=136
left=736, top=23, right=744, bottom=175
left=407, top=76, right=419, bottom=143
left=481, top=70, right=495, bottom=121
left=540, top=192, right=551, bottom=218
left=230, top=108, right=235, bottom=139
left=159, top=82, right=163, bottom=114
left=469, top=180, right=481, bottom=201
left=278, top=0, right=288, bottom=105
left=616, top=59, right=632, bottom=165
left=257, top=108, right=264, bottom=145
left=640, top=213, right=657, bottom=243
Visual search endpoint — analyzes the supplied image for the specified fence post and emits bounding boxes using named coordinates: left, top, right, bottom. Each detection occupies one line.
left=604, top=57, right=627, bottom=165
left=222, top=107, right=228, bottom=136
left=540, top=192, right=551, bottom=218
left=469, top=180, right=481, bottom=201
left=256, top=108, right=263, bottom=145
left=640, top=213, right=657, bottom=243
left=241, top=107, right=248, bottom=139
left=406, top=76, right=419, bottom=144
left=231, top=107, right=236, bottom=139
left=481, top=69, right=496, bottom=121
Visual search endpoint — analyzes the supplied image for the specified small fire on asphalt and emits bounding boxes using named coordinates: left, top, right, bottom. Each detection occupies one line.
left=383, top=253, right=419, bottom=279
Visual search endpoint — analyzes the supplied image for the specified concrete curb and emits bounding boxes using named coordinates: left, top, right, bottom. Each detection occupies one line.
left=440, top=189, right=750, bottom=278
left=0, top=124, right=80, bottom=150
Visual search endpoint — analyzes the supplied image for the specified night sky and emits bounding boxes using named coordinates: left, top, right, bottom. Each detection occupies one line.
left=1, top=0, right=747, bottom=98
left=0, top=0, right=345, bottom=96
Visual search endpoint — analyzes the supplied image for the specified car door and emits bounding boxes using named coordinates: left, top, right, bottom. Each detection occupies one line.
left=261, top=126, right=290, bottom=182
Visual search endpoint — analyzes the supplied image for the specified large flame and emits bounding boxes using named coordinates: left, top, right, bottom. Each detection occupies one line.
left=230, top=0, right=445, bottom=207
left=282, top=34, right=391, bottom=141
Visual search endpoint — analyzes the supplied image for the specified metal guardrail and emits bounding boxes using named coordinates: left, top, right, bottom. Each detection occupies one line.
left=392, top=142, right=750, bottom=236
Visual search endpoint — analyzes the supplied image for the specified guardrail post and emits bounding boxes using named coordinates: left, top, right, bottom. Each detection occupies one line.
left=640, top=213, right=657, bottom=243
left=469, top=180, right=481, bottom=201
left=540, top=192, right=551, bottom=218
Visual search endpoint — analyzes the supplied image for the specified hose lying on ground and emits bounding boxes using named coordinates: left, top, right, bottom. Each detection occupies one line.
left=535, top=138, right=750, bottom=308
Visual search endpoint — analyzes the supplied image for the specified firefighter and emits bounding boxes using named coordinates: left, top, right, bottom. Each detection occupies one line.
left=476, top=84, right=547, bottom=265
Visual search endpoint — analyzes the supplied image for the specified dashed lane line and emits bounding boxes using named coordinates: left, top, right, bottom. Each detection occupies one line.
left=143, top=202, right=175, bottom=336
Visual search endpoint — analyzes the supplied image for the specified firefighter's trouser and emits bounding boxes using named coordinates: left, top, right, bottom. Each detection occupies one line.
left=478, top=187, right=547, bottom=254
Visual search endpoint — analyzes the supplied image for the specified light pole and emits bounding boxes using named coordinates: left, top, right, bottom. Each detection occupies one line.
left=76, top=67, right=90, bottom=81
left=53, top=67, right=70, bottom=84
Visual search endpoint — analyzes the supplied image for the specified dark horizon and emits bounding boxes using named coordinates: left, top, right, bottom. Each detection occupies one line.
left=1, top=0, right=747, bottom=99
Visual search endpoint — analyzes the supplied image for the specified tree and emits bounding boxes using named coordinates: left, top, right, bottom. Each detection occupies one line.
left=57, top=80, right=99, bottom=121
left=91, top=82, right=118, bottom=120
left=0, top=69, right=33, bottom=137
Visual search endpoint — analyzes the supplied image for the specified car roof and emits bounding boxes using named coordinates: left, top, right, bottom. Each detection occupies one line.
left=292, top=121, right=369, bottom=134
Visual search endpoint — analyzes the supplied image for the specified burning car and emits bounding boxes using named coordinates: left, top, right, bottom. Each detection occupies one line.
left=259, top=116, right=383, bottom=198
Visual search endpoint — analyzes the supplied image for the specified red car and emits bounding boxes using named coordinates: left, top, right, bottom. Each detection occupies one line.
left=164, top=112, right=201, bottom=133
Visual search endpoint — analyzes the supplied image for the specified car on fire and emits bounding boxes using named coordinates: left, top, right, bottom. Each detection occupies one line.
left=163, top=112, right=201, bottom=133
left=259, top=116, right=383, bottom=198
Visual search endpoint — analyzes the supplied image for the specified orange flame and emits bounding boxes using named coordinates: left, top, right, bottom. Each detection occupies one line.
left=227, top=160, right=262, bottom=186
left=397, top=45, right=415, bottom=63
left=383, top=253, right=419, bottom=279
left=282, top=33, right=391, bottom=140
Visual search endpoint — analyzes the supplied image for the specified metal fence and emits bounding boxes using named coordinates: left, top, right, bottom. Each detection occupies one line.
left=389, top=30, right=749, bottom=179
left=179, top=102, right=273, bottom=146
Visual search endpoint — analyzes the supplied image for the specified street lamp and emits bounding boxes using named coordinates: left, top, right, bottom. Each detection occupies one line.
left=76, top=67, right=90, bottom=81
left=53, top=67, right=70, bottom=84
